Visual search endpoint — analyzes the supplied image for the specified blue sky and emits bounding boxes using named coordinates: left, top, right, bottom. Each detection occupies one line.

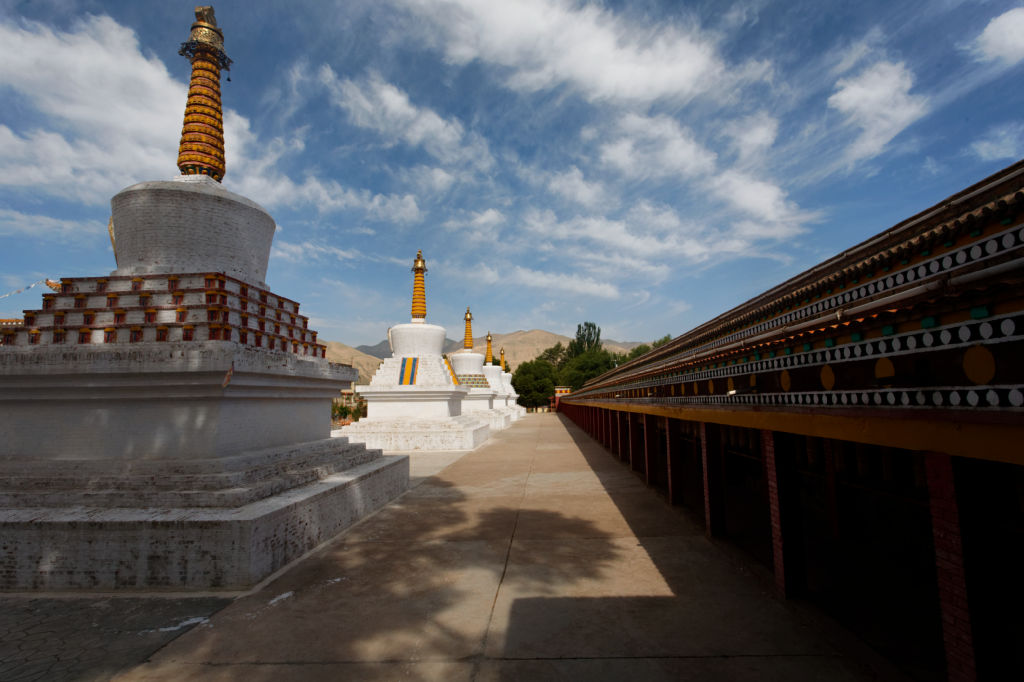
left=1, top=0, right=1022, bottom=346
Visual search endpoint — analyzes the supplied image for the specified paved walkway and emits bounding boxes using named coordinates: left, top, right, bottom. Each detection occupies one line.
left=114, top=413, right=900, bottom=681
left=1, top=414, right=905, bottom=681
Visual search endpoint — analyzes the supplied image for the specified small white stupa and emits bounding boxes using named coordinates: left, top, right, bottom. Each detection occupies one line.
left=482, top=335, right=519, bottom=423
left=340, top=251, right=490, bottom=450
left=499, top=347, right=526, bottom=419
left=450, top=310, right=509, bottom=431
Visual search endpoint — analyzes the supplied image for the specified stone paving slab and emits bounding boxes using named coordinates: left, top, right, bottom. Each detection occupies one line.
left=0, top=596, right=231, bottom=682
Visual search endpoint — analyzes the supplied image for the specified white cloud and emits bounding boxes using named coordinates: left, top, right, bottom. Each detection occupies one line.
left=507, top=265, right=620, bottom=299
left=396, top=0, right=760, bottom=104
left=547, top=166, right=606, bottom=208
left=600, top=113, right=716, bottom=180
left=594, top=112, right=810, bottom=239
left=709, top=169, right=811, bottom=238
left=831, top=27, right=886, bottom=75
left=271, top=240, right=362, bottom=264
left=0, top=16, right=181, bottom=203
left=521, top=206, right=715, bottom=262
left=0, top=16, right=418, bottom=226
left=970, top=122, right=1024, bottom=161
left=443, top=208, right=505, bottom=240
left=562, top=247, right=671, bottom=283
left=403, top=165, right=457, bottom=194
left=240, top=172, right=422, bottom=223
left=470, top=208, right=505, bottom=229
left=320, top=67, right=493, bottom=170
left=827, top=61, right=929, bottom=163
left=0, top=208, right=105, bottom=242
left=973, top=7, right=1024, bottom=65
left=723, top=113, right=778, bottom=164
left=226, top=115, right=422, bottom=224
left=921, top=156, right=945, bottom=176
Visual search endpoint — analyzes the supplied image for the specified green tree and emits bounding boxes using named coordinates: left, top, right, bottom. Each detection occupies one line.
left=567, top=321, right=601, bottom=358
left=626, top=343, right=651, bottom=361
left=538, top=342, right=568, bottom=369
left=512, top=359, right=558, bottom=407
left=624, top=334, right=671, bottom=362
left=558, top=347, right=616, bottom=391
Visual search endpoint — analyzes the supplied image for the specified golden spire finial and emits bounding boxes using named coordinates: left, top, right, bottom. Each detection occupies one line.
left=486, top=332, right=493, bottom=363
left=177, top=6, right=231, bottom=182
left=463, top=307, right=473, bottom=349
left=500, top=347, right=506, bottom=370
left=411, top=249, right=427, bottom=319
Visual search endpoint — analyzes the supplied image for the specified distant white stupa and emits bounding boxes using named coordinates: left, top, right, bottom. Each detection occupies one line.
left=449, top=309, right=510, bottom=431
left=340, top=251, right=491, bottom=450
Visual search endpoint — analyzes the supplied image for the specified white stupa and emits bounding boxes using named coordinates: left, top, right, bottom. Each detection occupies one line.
left=0, top=7, right=407, bottom=590
left=481, top=336, right=520, bottom=423
left=450, top=311, right=510, bottom=431
left=499, top=347, right=527, bottom=419
left=340, top=251, right=490, bottom=450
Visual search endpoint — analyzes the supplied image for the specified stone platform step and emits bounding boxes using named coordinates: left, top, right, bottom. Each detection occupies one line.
left=0, top=454, right=409, bottom=590
left=0, top=439, right=382, bottom=508
left=339, top=414, right=490, bottom=451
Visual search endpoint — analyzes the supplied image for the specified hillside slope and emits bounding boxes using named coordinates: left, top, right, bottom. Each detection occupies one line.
left=324, top=341, right=383, bottom=386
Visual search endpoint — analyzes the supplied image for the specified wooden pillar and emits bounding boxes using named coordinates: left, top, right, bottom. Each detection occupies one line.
left=628, top=412, right=644, bottom=473
left=603, top=408, right=610, bottom=449
left=617, top=411, right=626, bottom=461
left=598, top=405, right=606, bottom=448
left=926, top=453, right=976, bottom=682
left=622, top=411, right=630, bottom=471
left=822, top=439, right=840, bottom=540
left=626, top=411, right=634, bottom=471
left=664, top=416, right=674, bottom=505
left=762, top=429, right=787, bottom=597
left=699, top=422, right=722, bottom=537
left=642, top=413, right=652, bottom=485
left=607, top=409, right=614, bottom=455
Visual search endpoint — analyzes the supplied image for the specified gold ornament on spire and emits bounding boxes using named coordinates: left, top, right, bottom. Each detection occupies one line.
left=485, top=332, right=493, bottom=363
left=177, top=6, right=231, bottom=182
left=411, top=249, right=427, bottom=319
left=463, top=307, right=473, bottom=349
left=500, top=347, right=506, bottom=371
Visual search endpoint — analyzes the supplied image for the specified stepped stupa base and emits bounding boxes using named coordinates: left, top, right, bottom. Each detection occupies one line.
left=0, top=344, right=411, bottom=590
left=338, top=414, right=490, bottom=451
left=0, top=448, right=408, bottom=590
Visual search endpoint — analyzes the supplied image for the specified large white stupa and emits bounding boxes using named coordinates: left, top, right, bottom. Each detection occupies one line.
left=340, top=251, right=490, bottom=450
left=0, top=7, right=407, bottom=590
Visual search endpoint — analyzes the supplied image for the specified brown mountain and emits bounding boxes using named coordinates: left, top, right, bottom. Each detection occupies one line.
left=323, top=341, right=383, bottom=386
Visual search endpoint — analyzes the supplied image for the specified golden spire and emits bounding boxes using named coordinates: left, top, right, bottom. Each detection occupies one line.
left=411, top=249, right=427, bottom=319
left=463, top=307, right=473, bottom=349
left=177, top=6, right=231, bottom=182
left=500, top=347, right=506, bottom=371
left=485, top=332, right=493, bottom=363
